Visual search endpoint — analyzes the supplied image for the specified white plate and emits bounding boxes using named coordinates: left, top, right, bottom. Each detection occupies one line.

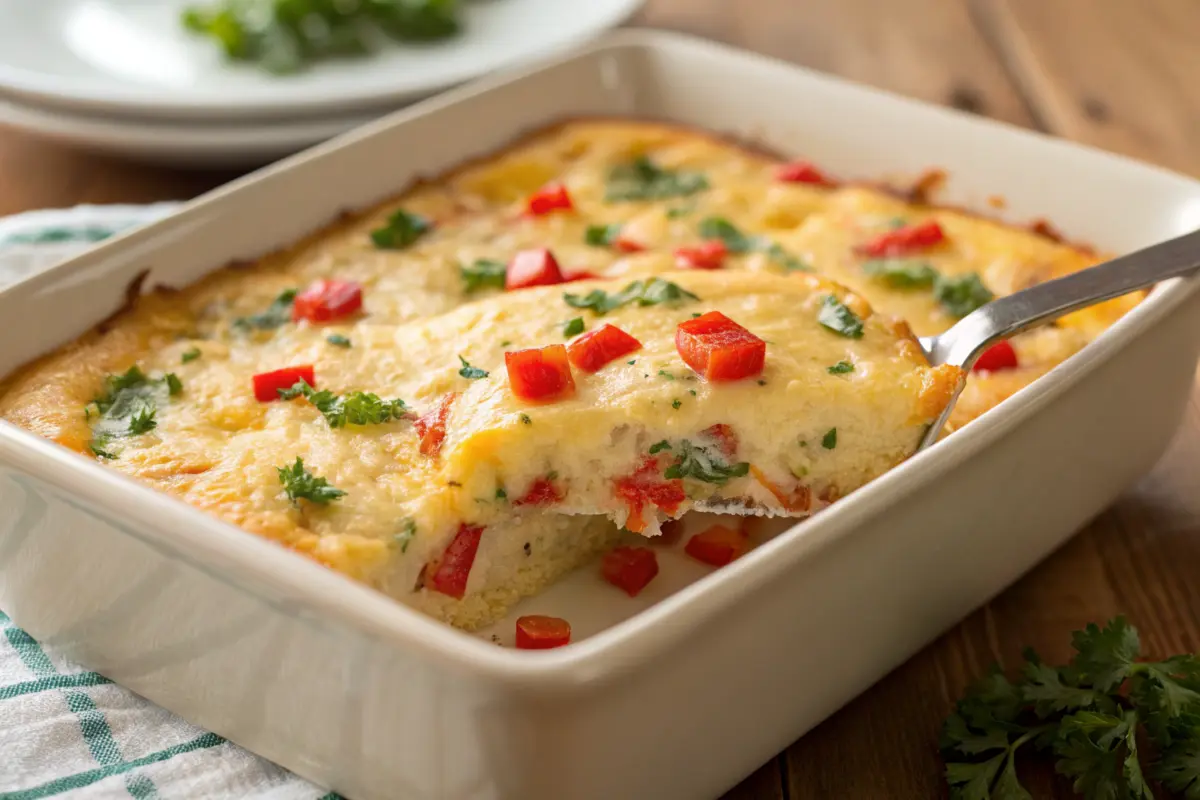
left=0, top=0, right=645, bottom=121
left=0, top=95, right=383, bottom=167
left=2, top=30, right=1200, bottom=800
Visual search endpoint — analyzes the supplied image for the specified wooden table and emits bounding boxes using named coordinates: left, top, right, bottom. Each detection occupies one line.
left=2, top=2, right=1198, bottom=796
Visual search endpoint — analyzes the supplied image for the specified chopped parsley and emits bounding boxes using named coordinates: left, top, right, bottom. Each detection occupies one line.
left=817, top=295, right=865, bottom=339
left=664, top=440, right=750, bottom=485
left=666, top=203, right=696, bottom=219
left=370, top=209, right=431, bottom=250
left=564, top=277, right=699, bottom=316
left=181, top=347, right=201, bottom=364
left=648, top=440, right=671, bottom=454
left=822, top=428, right=838, bottom=449
left=562, top=317, right=585, bottom=338
left=671, top=399, right=682, bottom=410
left=278, top=380, right=407, bottom=428
left=500, top=339, right=512, bottom=347
left=862, top=259, right=939, bottom=289
left=232, top=289, right=296, bottom=332
left=934, top=272, right=994, bottom=318
left=394, top=519, right=417, bottom=552
left=604, top=156, right=709, bottom=202
left=85, top=366, right=182, bottom=457
left=460, top=258, right=507, bottom=293
left=519, top=413, right=532, bottom=425
left=827, top=361, right=855, bottom=375
left=658, top=369, right=675, bottom=380
left=277, top=457, right=345, bottom=505
left=326, top=334, right=352, bottom=348
left=585, top=223, right=622, bottom=247
left=698, top=217, right=810, bottom=270
left=626, top=359, right=637, bottom=365
left=495, top=488, right=508, bottom=501
left=457, top=356, right=488, bottom=380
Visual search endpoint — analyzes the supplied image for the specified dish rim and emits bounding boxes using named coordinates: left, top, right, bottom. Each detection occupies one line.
left=2, top=28, right=1199, bottom=692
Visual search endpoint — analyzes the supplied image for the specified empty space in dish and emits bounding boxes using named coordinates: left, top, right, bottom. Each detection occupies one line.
left=2, top=30, right=1199, bottom=800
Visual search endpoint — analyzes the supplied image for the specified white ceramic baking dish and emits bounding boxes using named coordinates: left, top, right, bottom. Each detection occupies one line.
left=2, top=30, right=1199, bottom=800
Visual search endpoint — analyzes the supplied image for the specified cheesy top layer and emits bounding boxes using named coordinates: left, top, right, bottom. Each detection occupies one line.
left=0, top=119, right=1136, bottom=600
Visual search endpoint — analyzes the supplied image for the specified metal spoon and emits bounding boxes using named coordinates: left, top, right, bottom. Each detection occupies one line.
left=915, top=227, right=1200, bottom=452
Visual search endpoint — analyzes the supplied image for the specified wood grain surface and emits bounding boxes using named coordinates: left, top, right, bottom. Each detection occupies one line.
left=1, top=1, right=1198, bottom=797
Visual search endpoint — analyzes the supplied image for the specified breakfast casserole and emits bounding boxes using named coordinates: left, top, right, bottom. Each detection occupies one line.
left=0, top=120, right=1139, bottom=639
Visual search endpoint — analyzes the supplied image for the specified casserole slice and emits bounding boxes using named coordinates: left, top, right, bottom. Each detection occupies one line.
left=423, top=270, right=963, bottom=534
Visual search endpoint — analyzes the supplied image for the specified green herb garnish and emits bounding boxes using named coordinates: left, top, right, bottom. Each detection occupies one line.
left=658, top=370, right=675, bottom=380
left=664, top=440, right=749, bottom=485
left=821, top=428, right=837, bottom=449
left=666, top=203, right=696, bottom=219
left=519, top=414, right=532, bottom=425
left=371, top=209, right=431, bottom=250
left=277, top=457, right=345, bottom=506
left=862, top=259, right=939, bottom=289
left=233, top=289, right=297, bottom=332
left=278, top=380, right=407, bottom=428
left=818, top=295, right=865, bottom=339
left=394, top=519, right=417, bottom=553
left=495, top=488, right=507, bottom=501
left=181, top=348, right=201, bottom=364
left=697, top=217, right=809, bottom=270
left=671, top=399, right=683, bottom=410
left=127, top=407, right=158, bottom=436
left=85, top=366, right=183, bottom=455
left=827, top=361, right=854, bottom=375
left=457, top=356, right=488, bottom=380
left=649, top=440, right=671, bottom=454
left=935, top=273, right=994, bottom=318
left=460, top=259, right=507, bottom=293
left=564, top=278, right=699, bottom=316
left=326, top=334, right=352, bottom=348
left=605, top=156, right=709, bottom=202
left=585, top=224, right=623, bottom=247
left=562, top=317, right=585, bottom=338
left=942, top=617, right=1200, bottom=800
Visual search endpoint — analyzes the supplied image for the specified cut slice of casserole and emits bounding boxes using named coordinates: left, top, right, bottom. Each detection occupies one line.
left=421, top=271, right=962, bottom=533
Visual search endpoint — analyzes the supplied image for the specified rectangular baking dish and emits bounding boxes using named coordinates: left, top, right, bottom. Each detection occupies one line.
left=3, top=30, right=1200, bottom=800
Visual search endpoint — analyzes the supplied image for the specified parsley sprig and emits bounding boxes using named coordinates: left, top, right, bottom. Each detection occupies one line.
left=233, top=289, right=297, bottom=332
left=817, top=295, right=865, bottom=339
left=564, top=277, right=699, bottom=316
left=370, top=209, right=431, bottom=250
left=85, top=366, right=183, bottom=458
left=278, top=380, right=408, bottom=428
left=663, top=440, right=750, bottom=485
left=604, top=156, right=709, bottom=202
left=698, top=217, right=811, bottom=271
left=457, top=356, right=488, bottom=380
left=861, top=259, right=993, bottom=318
left=460, top=258, right=506, bottom=293
left=277, top=457, right=345, bottom=505
left=942, top=617, right=1200, bottom=799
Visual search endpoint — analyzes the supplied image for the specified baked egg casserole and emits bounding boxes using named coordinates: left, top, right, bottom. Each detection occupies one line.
left=0, top=121, right=1138, bottom=643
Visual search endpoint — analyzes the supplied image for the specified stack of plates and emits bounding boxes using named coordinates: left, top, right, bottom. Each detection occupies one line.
left=0, top=0, right=643, bottom=167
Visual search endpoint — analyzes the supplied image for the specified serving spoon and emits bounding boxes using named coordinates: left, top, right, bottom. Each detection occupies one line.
left=915, top=227, right=1200, bottom=452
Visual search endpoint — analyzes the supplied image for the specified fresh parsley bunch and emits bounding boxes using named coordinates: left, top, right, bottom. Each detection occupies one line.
left=942, top=617, right=1200, bottom=799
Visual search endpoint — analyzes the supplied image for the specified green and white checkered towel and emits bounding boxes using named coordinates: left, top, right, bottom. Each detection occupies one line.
left=0, top=204, right=341, bottom=800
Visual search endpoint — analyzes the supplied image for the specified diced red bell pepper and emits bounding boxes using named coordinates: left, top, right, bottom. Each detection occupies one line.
left=613, top=235, right=646, bottom=254
left=676, top=311, right=767, bottom=382
left=776, top=161, right=833, bottom=186
left=674, top=240, right=728, bottom=270
left=506, top=248, right=565, bottom=290
left=855, top=220, right=946, bottom=258
left=601, top=546, right=660, bottom=597
left=972, top=340, right=1019, bottom=373
left=614, top=456, right=686, bottom=534
left=414, top=393, right=458, bottom=458
left=702, top=423, right=739, bottom=458
left=685, top=524, right=749, bottom=567
left=514, top=477, right=563, bottom=506
left=515, top=615, right=572, bottom=649
left=505, top=345, right=576, bottom=402
left=526, top=183, right=574, bottom=216
left=292, top=279, right=363, bottom=323
left=429, top=523, right=485, bottom=599
left=566, top=324, right=643, bottom=373
left=253, top=365, right=315, bottom=402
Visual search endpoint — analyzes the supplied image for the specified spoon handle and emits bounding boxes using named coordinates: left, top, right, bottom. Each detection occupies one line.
left=916, top=227, right=1200, bottom=452
left=924, top=227, right=1200, bottom=370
